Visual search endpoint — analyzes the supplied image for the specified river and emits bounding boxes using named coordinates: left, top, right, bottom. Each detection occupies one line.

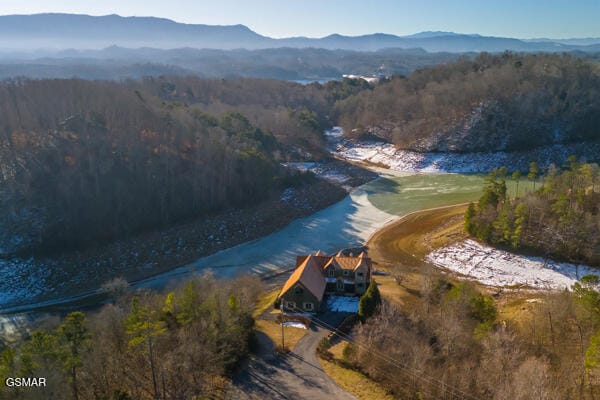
left=136, top=172, right=491, bottom=289
left=0, top=171, right=491, bottom=339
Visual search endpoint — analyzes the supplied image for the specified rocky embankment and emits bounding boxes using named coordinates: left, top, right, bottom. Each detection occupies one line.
left=327, top=127, right=600, bottom=173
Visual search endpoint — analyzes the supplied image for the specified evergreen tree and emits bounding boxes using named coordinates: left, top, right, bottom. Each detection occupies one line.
left=511, top=170, right=521, bottom=198
left=511, top=203, right=527, bottom=248
left=358, top=280, right=382, bottom=321
left=57, top=312, right=91, bottom=400
left=528, top=161, right=539, bottom=190
left=464, top=202, right=476, bottom=234
left=125, top=297, right=167, bottom=400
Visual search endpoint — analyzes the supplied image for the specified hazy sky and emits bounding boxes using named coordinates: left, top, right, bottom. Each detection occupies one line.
left=0, top=0, right=598, bottom=39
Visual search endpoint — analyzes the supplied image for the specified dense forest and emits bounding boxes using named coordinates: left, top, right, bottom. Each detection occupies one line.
left=337, top=271, right=600, bottom=399
left=465, top=158, right=600, bottom=265
left=2, top=53, right=600, bottom=258
left=0, top=77, right=366, bottom=255
left=0, top=274, right=261, bottom=400
left=336, top=52, right=600, bottom=152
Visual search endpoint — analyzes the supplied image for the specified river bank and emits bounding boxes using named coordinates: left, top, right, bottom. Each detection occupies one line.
left=0, top=178, right=396, bottom=340
left=1, top=168, right=495, bottom=317
left=328, top=127, right=600, bottom=173
left=0, top=177, right=353, bottom=312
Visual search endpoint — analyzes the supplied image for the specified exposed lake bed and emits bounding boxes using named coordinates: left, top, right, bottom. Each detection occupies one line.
left=1, top=129, right=596, bottom=340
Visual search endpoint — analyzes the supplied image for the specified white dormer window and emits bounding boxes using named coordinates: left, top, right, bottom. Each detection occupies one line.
left=304, top=302, right=314, bottom=311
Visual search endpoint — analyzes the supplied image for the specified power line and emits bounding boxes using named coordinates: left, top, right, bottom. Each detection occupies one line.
left=289, top=306, right=481, bottom=400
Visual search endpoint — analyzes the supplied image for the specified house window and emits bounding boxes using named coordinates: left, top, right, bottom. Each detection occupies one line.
left=328, top=268, right=335, bottom=277
left=285, top=301, right=296, bottom=310
left=295, top=285, right=303, bottom=295
left=336, top=279, right=344, bottom=291
left=343, top=270, right=349, bottom=276
left=304, top=302, right=314, bottom=311
left=357, top=272, right=364, bottom=277
left=357, top=283, right=364, bottom=289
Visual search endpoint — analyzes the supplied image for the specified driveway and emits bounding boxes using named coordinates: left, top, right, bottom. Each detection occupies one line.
left=228, top=311, right=357, bottom=400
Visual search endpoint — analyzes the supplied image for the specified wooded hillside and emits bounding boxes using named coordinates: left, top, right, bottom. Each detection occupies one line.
left=336, top=53, right=600, bottom=152
left=465, top=158, right=600, bottom=265
left=0, top=77, right=364, bottom=255
left=2, top=54, right=600, bottom=257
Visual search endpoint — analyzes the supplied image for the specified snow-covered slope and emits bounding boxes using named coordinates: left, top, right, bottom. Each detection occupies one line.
left=426, top=239, right=598, bottom=290
left=327, top=127, right=600, bottom=173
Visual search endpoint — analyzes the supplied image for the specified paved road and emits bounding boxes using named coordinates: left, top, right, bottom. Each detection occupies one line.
left=228, top=312, right=357, bottom=400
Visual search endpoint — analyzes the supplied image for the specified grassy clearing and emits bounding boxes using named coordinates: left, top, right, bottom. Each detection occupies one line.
left=254, top=319, right=307, bottom=351
left=252, top=289, right=307, bottom=351
left=373, top=274, right=418, bottom=308
left=320, top=340, right=397, bottom=400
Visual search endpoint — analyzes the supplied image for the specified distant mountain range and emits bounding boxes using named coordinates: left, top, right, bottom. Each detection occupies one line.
left=1, top=13, right=600, bottom=53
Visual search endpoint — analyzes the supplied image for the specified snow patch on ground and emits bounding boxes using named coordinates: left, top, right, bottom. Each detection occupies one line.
left=326, top=296, right=359, bottom=313
left=426, top=239, right=600, bottom=290
left=283, top=162, right=351, bottom=184
left=282, top=321, right=308, bottom=329
left=326, top=127, right=600, bottom=174
left=0, top=258, right=54, bottom=305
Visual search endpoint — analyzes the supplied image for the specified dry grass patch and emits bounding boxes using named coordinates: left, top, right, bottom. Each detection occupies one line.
left=321, top=340, right=398, bottom=400
left=494, top=291, right=541, bottom=328
left=254, top=318, right=307, bottom=351
left=328, top=339, right=347, bottom=359
left=373, top=274, right=418, bottom=308
left=320, top=357, right=397, bottom=400
left=423, top=209, right=469, bottom=251
left=253, top=289, right=307, bottom=351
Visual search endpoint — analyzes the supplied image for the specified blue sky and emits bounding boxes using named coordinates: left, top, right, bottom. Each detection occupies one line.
left=0, top=0, right=598, bottom=39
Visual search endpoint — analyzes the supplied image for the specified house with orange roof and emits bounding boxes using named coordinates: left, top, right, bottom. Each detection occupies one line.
left=278, top=251, right=372, bottom=313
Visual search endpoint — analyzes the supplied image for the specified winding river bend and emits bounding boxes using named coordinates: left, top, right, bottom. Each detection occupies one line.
left=0, top=171, right=491, bottom=338
left=137, top=172, right=487, bottom=289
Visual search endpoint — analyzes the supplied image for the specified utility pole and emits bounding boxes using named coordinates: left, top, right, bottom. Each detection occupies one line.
left=281, top=321, right=285, bottom=350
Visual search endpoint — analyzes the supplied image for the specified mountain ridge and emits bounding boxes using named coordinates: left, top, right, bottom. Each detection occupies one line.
left=2, top=13, right=600, bottom=52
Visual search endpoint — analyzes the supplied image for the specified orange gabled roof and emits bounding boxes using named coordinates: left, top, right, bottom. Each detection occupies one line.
left=322, top=255, right=372, bottom=271
left=354, top=256, right=371, bottom=271
left=333, top=257, right=359, bottom=270
left=279, top=255, right=326, bottom=301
